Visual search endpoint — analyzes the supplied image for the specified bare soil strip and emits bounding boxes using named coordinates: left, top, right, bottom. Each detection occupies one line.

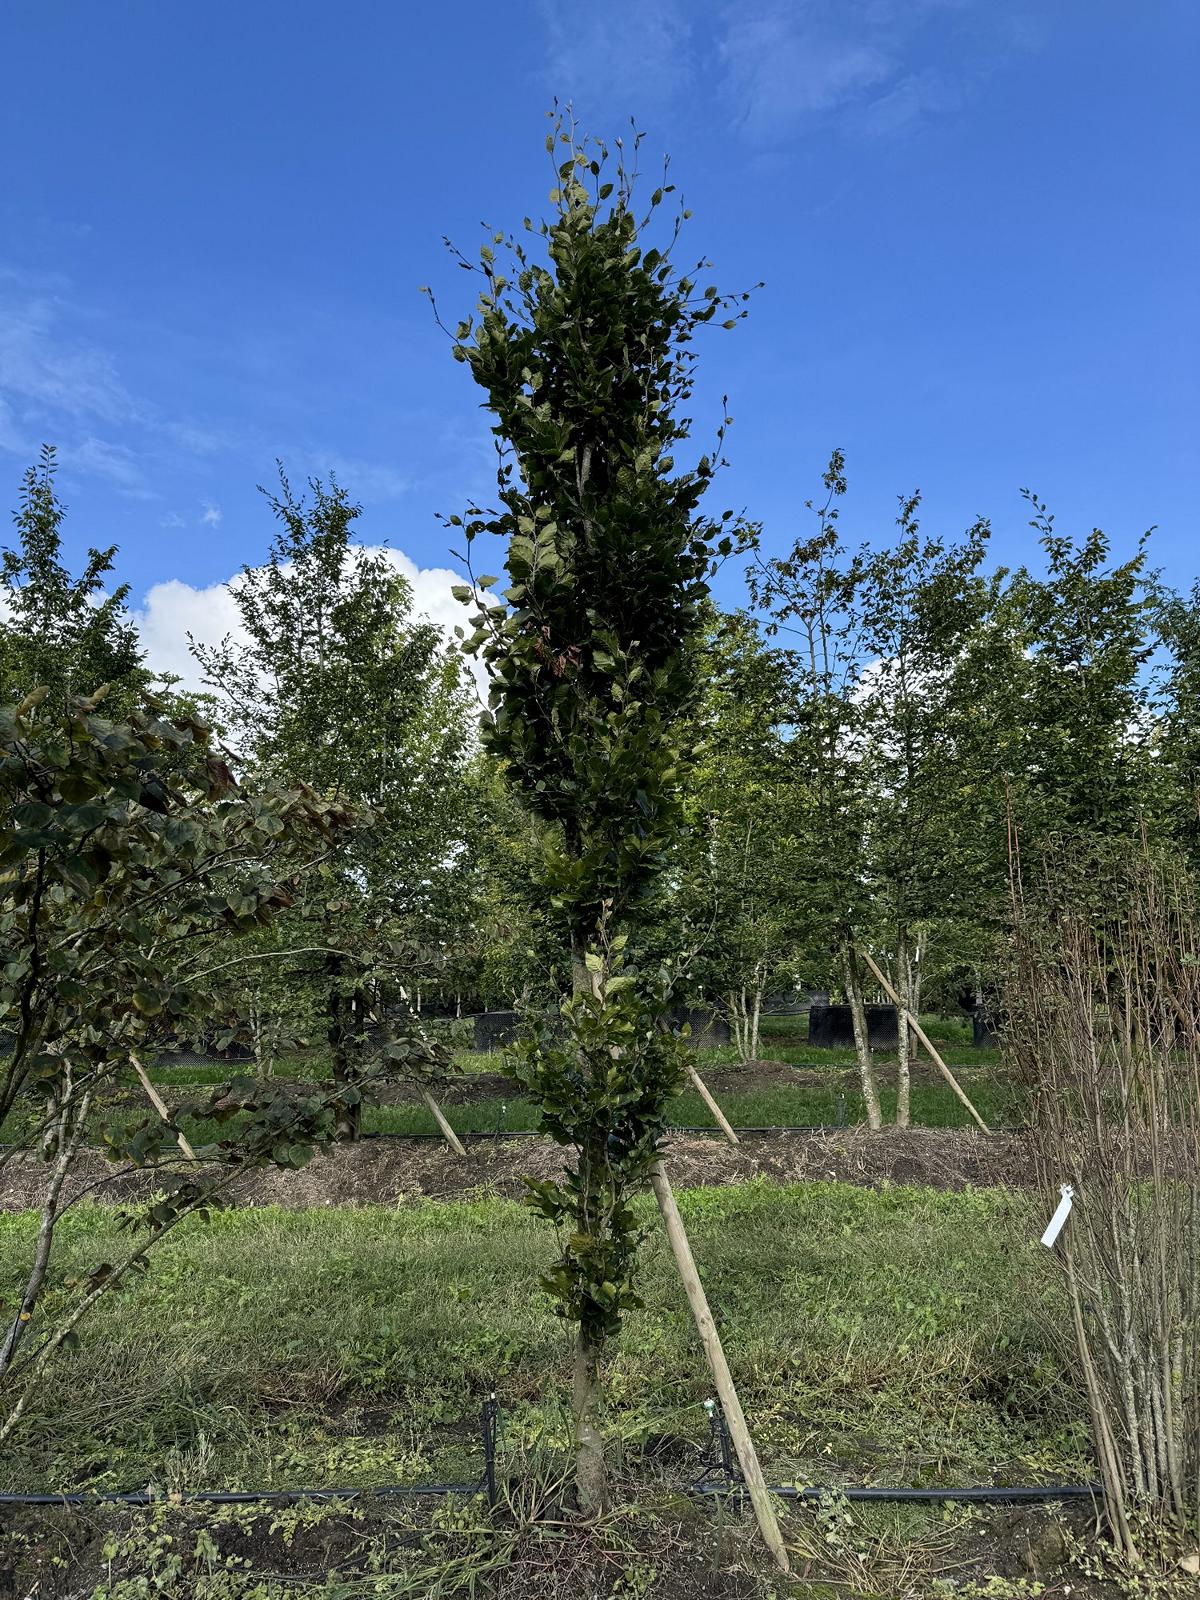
left=0, top=1126, right=1035, bottom=1213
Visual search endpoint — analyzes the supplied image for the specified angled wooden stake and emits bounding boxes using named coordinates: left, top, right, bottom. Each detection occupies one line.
left=131, top=1054, right=198, bottom=1163
left=684, top=1062, right=740, bottom=1146
left=650, top=1159, right=789, bottom=1573
left=859, top=951, right=991, bottom=1134
left=422, top=1089, right=467, bottom=1157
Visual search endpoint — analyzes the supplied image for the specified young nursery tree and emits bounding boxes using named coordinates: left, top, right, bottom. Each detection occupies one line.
left=1010, top=499, right=1154, bottom=847
left=682, top=611, right=797, bottom=1062
left=0, top=448, right=149, bottom=716
left=749, top=455, right=884, bottom=1122
left=848, top=498, right=993, bottom=1122
left=1155, top=577, right=1200, bottom=872
left=194, top=471, right=474, bottom=1135
left=442, top=120, right=754, bottom=1510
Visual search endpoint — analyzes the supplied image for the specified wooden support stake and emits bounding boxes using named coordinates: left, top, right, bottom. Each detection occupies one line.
left=649, top=1159, right=790, bottom=1574
left=685, top=1061, right=740, bottom=1146
left=130, top=1055, right=198, bottom=1163
left=859, top=951, right=991, bottom=1134
left=422, top=1089, right=468, bottom=1157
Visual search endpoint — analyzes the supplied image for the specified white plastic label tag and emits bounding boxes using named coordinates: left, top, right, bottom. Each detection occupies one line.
left=1040, top=1184, right=1074, bottom=1249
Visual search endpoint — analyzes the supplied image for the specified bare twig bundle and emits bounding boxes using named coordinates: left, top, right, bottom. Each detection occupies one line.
left=1006, top=843, right=1200, bottom=1558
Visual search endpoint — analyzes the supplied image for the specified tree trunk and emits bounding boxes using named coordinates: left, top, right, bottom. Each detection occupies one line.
left=728, top=990, right=750, bottom=1063
left=568, top=938, right=609, bottom=1512
left=749, top=968, right=763, bottom=1062
left=0, top=1085, right=88, bottom=1376
left=327, top=957, right=360, bottom=1142
left=250, top=989, right=273, bottom=1080
left=894, top=934, right=912, bottom=1128
left=572, top=1326, right=606, bottom=1514
left=842, top=942, right=882, bottom=1130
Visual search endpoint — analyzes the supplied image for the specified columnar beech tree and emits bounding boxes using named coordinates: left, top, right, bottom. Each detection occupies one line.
left=443, top=121, right=753, bottom=1509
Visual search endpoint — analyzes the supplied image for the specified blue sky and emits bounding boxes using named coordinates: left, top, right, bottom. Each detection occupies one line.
left=1, top=1, right=1195, bottom=680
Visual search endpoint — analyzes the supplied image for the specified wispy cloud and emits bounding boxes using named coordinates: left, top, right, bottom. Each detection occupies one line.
left=0, top=396, right=33, bottom=458
left=69, top=435, right=155, bottom=499
left=311, top=453, right=412, bottom=503
left=0, top=293, right=137, bottom=426
left=720, top=6, right=893, bottom=141
left=200, top=500, right=223, bottom=527
left=537, top=0, right=696, bottom=111
left=716, top=0, right=1039, bottom=147
left=0, top=267, right=235, bottom=503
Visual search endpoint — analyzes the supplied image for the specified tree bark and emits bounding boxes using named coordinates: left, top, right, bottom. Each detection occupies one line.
left=568, top=936, right=609, bottom=1512
left=572, top=1326, right=606, bottom=1514
left=728, top=991, right=747, bottom=1063
left=842, top=942, right=882, bottom=1130
left=327, top=957, right=360, bottom=1142
left=894, top=934, right=912, bottom=1128
left=861, top=951, right=990, bottom=1133
left=0, top=1084, right=90, bottom=1376
left=750, top=969, right=763, bottom=1062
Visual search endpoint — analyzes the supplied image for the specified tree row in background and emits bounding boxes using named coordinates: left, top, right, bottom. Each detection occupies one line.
left=2, top=409, right=1196, bottom=1131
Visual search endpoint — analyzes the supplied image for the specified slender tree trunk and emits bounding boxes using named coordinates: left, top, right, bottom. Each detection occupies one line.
left=0, top=1083, right=90, bottom=1376
left=842, top=942, right=882, bottom=1130
left=569, top=938, right=608, bottom=1513
left=327, top=956, right=360, bottom=1142
left=750, top=967, right=763, bottom=1062
left=251, top=989, right=274, bottom=1080
left=894, top=933, right=911, bottom=1128
left=728, top=990, right=751, bottom=1063
left=572, top=1326, right=606, bottom=1514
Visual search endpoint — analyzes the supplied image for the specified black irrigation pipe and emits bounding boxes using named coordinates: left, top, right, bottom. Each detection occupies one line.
left=357, top=1124, right=1022, bottom=1141
left=1, top=1396, right=1098, bottom=1515
left=360, top=1126, right=838, bottom=1141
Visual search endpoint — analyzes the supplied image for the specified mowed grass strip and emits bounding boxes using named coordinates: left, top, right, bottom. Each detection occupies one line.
left=0, top=1063, right=1020, bottom=1146
left=0, top=1180, right=1084, bottom=1497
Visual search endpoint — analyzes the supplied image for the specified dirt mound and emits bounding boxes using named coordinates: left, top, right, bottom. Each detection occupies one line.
left=0, top=1127, right=1035, bottom=1213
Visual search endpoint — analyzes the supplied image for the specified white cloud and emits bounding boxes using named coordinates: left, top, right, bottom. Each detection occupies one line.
left=538, top=0, right=696, bottom=108
left=200, top=501, right=223, bottom=527
left=0, top=396, right=33, bottom=458
left=69, top=435, right=154, bottom=498
left=717, top=0, right=1033, bottom=146
left=0, top=293, right=136, bottom=425
left=133, top=544, right=483, bottom=698
left=317, top=455, right=412, bottom=503
left=135, top=575, right=247, bottom=691
left=719, top=4, right=893, bottom=141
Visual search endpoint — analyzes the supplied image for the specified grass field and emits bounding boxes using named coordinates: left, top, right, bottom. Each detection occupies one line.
left=0, top=1012, right=1015, bottom=1150
left=0, top=1066, right=1019, bottom=1149
left=0, top=1180, right=1080, bottom=1500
